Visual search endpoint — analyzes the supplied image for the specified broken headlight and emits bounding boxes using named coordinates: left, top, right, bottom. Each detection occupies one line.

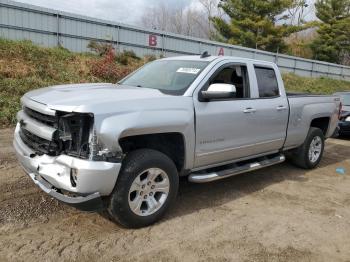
left=58, top=113, right=94, bottom=159
left=89, top=126, right=123, bottom=163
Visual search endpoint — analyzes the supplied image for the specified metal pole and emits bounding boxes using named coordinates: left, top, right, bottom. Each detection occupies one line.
left=327, top=64, right=330, bottom=78
left=56, top=13, right=60, bottom=47
left=340, top=66, right=344, bottom=79
left=162, top=34, right=165, bottom=57
left=275, top=46, right=279, bottom=64
left=117, top=26, right=120, bottom=52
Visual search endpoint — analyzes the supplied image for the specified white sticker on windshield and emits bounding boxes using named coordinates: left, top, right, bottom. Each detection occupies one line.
left=176, top=67, right=201, bottom=74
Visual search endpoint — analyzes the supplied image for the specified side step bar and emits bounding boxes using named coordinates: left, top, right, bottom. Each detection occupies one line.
left=188, top=154, right=285, bottom=183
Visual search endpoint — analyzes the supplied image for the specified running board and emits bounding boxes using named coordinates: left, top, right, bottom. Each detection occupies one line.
left=188, top=154, right=285, bottom=183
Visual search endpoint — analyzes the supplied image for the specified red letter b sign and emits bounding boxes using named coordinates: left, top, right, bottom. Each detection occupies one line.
left=149, top=35, right=157, bottom=47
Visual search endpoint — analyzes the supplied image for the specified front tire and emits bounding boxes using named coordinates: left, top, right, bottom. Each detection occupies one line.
left=108, top=149, right=179, bottom=228
left=289, top=127, right=325, bottom=169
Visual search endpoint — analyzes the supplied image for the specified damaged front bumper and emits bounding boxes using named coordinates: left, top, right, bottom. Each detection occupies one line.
left=26, top=172, right=104, bottom=211
left=13, top=124, right=121, bottom=211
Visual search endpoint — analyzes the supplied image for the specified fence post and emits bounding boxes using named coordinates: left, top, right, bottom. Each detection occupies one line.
left=275, top=52, right=278, bottom=64
left=56, top=13, right=60, bottom=47
left=327, top=64, right=330, bottom=78
left=161, top=34, right=165, bottom=57
left=117, top=26, right=120, bottom=52
left=341, top=66, right=344, bottom=79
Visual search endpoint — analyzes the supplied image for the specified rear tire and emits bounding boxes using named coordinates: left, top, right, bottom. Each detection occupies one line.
left=289, top=127, right=325, bottom=169
left=108, top=149, right=179, bottom=228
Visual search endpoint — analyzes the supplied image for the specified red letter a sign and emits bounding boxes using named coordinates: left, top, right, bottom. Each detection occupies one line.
left=218, top=47, right=224, bottom=56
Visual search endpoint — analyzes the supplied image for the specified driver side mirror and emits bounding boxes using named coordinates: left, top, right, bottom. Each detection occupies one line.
left=200, top=83, right=236, bottom=101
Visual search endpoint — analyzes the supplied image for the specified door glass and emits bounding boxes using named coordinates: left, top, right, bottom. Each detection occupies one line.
left=254, top=67, right=279, bottom=98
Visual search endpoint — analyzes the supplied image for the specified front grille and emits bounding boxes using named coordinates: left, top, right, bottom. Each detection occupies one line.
left=24, top=106, right=58, bottom=128
left=19, top=127, right=59, bottom=156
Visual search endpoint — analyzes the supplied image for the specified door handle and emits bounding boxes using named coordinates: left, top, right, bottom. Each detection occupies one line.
left=243, top=108, right=256, bottom=113
left=276, top=105, right=287, bottom=111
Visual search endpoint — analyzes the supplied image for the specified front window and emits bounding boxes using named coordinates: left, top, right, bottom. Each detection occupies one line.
left=119, top=60, right=209, bottom=95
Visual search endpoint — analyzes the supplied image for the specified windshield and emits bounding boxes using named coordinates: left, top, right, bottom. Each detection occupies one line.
left=340, top=93, right=350, bottom=105
left=120, top=60, right=209, bottom=95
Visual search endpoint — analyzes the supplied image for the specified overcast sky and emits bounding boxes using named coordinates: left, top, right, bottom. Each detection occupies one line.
left=15, top=0, right=194, bottom=25
left=15, top=0, right=316, bottom=26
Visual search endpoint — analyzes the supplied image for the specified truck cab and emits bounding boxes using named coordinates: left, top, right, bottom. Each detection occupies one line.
left=189, top=57, right=289, bottom=168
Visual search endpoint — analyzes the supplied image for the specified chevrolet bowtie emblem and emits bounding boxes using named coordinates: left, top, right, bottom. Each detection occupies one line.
left=19, top=119, right=26, bottom=127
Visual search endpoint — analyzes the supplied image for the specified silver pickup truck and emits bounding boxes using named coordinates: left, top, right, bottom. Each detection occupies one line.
left=14, top=54, right=341, bottom=228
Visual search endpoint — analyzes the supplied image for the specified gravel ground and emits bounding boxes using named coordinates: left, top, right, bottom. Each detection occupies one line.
left=0, top=128, right=350, bottom=262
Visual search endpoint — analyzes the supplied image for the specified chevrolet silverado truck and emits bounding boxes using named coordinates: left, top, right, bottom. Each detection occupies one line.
left=14, top=54, right=341, bottom=228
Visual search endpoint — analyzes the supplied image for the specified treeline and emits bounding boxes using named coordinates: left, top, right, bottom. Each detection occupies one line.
left=140, top=0, right=350, bottom=65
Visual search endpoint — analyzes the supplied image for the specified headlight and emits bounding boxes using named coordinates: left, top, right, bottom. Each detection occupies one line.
left=346, top=116, right=350, bottom=122
left=57, top=113, right=122, bottom=162
left=57, top=112, right=94, bottom=159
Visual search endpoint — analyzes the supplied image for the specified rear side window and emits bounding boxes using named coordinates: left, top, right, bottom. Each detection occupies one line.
left=254, top=67, right=279, bottom=98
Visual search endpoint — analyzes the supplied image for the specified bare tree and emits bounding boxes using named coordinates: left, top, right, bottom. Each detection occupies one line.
left=285, top=0, right=314, bottom=26
left=172, top=8, right=185, bottom=34
left=140, top=4, right=171, bottom=31
left=138, top=0, right=222, bottom=39
left=198, top=0, right=222, bottom=36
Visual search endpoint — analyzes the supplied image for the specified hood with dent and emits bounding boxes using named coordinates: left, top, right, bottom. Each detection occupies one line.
left=24, top=83, right=186, bottom=114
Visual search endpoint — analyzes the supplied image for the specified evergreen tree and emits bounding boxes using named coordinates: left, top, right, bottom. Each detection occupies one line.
left=315, top=0, right=350, bottom=23
left=311, top=0, right=350, bottom=64
left=212, top=0, right=306, bottom=52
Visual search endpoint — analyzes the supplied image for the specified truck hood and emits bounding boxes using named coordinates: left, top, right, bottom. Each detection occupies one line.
left=23, top=83, right=194, bottom=124
left=25, top=83, right=169, bottom=110
left=22, top=83, right=195, bottom=161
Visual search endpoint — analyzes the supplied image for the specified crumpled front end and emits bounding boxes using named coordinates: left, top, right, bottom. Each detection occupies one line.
left=13, top=97, right=121, bottom=211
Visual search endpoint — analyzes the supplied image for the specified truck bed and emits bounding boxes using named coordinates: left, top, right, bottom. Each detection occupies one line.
left=283, top=94, right=340, bottom=150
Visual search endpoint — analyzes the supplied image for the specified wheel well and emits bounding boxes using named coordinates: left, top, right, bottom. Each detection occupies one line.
left=119, top=133, right=185, bottom=172
left=310, top=117, right=330, bottom=135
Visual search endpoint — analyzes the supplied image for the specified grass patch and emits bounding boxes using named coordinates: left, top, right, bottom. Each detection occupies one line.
left=283, top=73, right=350, bottom=94
left=1, top=38, right=350, bottom=127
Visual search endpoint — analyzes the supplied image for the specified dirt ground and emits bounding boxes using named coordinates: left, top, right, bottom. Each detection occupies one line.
left=1, top=128, right=350, bottom=262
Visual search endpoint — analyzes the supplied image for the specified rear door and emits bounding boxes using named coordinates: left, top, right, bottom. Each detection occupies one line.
left=249, top=65, right=289, bottom=152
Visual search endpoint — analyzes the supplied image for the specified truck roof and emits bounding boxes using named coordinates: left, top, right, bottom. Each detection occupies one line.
left=162, top=55, right=277, bottom=66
